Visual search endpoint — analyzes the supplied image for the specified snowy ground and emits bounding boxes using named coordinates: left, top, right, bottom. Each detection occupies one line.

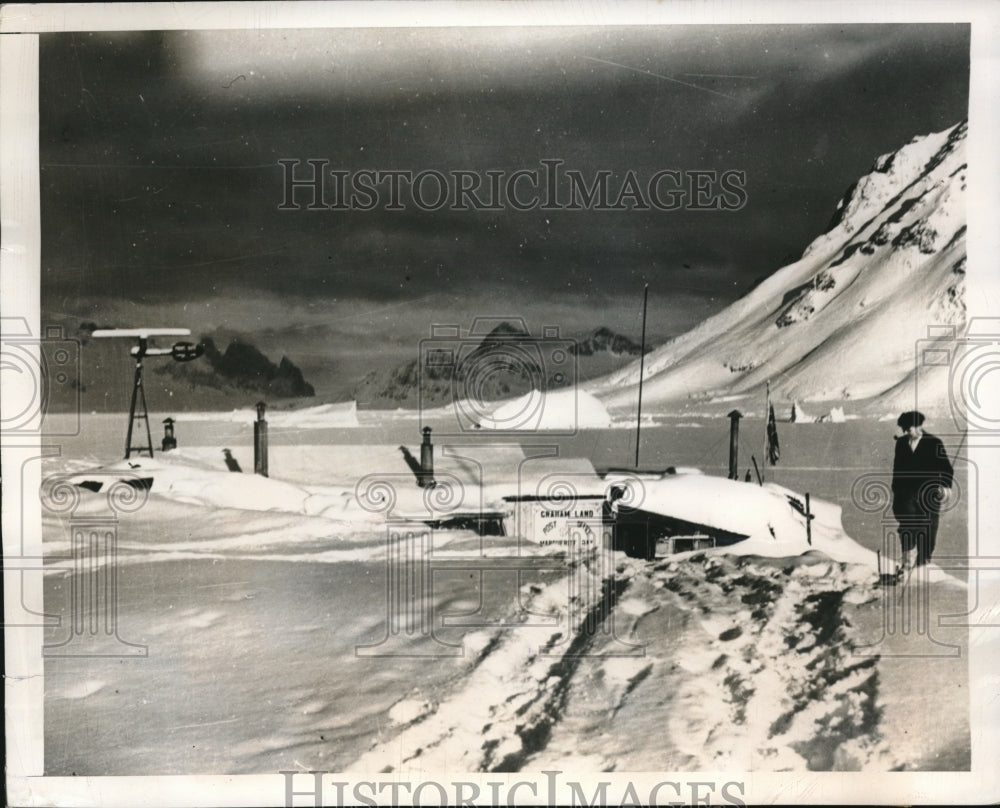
left=39, top=414, right=976, bottom=775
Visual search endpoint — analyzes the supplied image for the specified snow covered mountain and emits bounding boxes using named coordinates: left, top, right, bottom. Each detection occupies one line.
left=570, top=326, right=647, bottom=358
left=590, top=122, right=967, bottom=416
left=44, top=319, right=316, bottom=412
left=354, top=323, right=647, bottom=409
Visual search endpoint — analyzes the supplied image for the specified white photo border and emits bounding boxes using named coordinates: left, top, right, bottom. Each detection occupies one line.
left=3, top=2, right=999, bottom=805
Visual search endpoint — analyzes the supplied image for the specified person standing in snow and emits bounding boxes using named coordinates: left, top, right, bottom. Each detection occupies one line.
left=891, top=411, right=953, bottom=573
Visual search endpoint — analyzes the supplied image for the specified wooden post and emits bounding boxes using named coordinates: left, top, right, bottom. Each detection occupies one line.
left=805, top=492, right=812, bottom=546
left=635, top=283, right=649, bottom=468
left=254, top=401, right=269, bottom=477
left=727, top=410, right=743, bottom=480
left=419, top=426, right=434, bottom=487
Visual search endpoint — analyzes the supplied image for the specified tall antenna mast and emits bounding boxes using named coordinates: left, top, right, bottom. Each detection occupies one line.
left=764, top=379, right=770, bottom=481
left=635, top=283, right=649, bottom=468
left=91, top=329, right=203, bottom=459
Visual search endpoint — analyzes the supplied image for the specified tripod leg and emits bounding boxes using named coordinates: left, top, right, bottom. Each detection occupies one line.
left=138, top=368, right=154, bottom=457
left=125, top=361, right=141, bottom=459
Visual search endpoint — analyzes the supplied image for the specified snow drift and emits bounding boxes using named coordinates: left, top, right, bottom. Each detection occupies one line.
left=478, top=388, right=612, bottom=430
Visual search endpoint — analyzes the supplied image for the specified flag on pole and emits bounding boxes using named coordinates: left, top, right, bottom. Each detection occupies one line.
left=767, top=404, right=780, bottom=465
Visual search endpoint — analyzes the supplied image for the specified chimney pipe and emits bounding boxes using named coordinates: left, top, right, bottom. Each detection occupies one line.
left=161, top=417, right=177, bottom=452
left=254, top=401, right=269, bottom=477
left=727, top=410, right=743, bottom=480
left=420, top=427, right=434, bottom=487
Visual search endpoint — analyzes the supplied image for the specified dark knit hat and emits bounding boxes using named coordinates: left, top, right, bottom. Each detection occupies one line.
left=896, top=410, right=926, bottom=429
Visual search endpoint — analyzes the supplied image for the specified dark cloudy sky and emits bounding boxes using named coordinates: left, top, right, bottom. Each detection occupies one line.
left=38, top=24, right=970, bottom=390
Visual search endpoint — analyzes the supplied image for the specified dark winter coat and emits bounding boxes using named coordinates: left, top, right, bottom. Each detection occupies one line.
left=891, top=431, right=954, bottom=517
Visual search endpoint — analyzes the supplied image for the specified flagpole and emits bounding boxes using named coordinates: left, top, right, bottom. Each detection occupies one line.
left=764, top=380, right=770, bottom=482
left=635, top=283, right=649, bottom=469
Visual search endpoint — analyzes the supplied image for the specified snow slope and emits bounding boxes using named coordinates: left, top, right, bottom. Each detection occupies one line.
left=478, top=388, right=612, bottom=430
left=590, top=122, right=967, bottom=414
left=346, top=551, right=967, bottom=774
